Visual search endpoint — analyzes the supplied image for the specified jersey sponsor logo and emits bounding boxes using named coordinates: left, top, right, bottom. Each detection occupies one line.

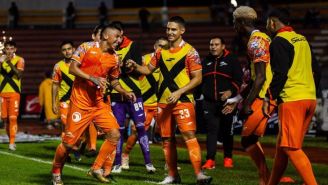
left=72, top=112, right=82, bottom=122
left=220, top=61, right=227, bottom=66
left=291, top=36, right=306, bottom=43
left=206, top=62, right=213, bottom=66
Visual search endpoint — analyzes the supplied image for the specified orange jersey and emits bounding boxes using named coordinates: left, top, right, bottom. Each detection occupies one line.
left=70, top=46, right=120, bottom=110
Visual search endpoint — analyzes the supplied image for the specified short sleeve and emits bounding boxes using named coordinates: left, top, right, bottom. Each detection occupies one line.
left=149, top=48, right=162, bottom=68
left=248, top=36, right=270, bottom=64
left=52, top=63, right=61, bottom=83
left=72, top=43, right=87, bottom=63
left=186, top=48, right=202, bottom=72
left=16, top=57, right=25, bottom=71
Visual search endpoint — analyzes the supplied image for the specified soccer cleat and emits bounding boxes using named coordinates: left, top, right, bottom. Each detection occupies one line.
left=202, top=159, right=215, bottom=170
left=9, top=144, right=16, bottom=151
left=280, top=176, right=295, bottom=183
left=87, top=169, right=109, bottom=183
left=121, top=154, right=130, bottom=170
left=52, top=173, right=64, bottom=185
left=158, top=175, right=181, bottom=184
left=111, top=165, right=122, bottom=173
left=196, top=172, right=212, bottom=185
left=145, top=163, right=156, bottom=173
left=85, top=149, right=98, bottom=158
left=223, top=157, right=233, bottom=168
left=104, top=174, right=118, bottom=184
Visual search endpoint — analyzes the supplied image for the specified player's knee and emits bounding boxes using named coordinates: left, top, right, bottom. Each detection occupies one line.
left=181, top=131, right=196, bottom=141
left=241, top=135, right=258, bottom=149
left=105, top=129, right=121, bottom=142
left=62, top=142, right=73, bottom=151
left=9, top=116, right=17, bottom=122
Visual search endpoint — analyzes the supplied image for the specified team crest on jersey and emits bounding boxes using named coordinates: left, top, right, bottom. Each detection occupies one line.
left=72, top=112, right=82, bottom=122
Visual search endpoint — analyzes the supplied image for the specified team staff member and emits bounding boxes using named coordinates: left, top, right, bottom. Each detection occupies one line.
left=0, top=41, right=24, bottom=151
left=121, top=38, right=169, bottom=170
left=232, top=6, right=274, bottom=185
left=201, top=37, right=242, bottom=169
left=127, top=16, right=212, bottom=185
left=109, top=21, right=155, bottom=173
left=264, top=9, right=318, bottom=185
left=51, top=25, right=136, bottom=185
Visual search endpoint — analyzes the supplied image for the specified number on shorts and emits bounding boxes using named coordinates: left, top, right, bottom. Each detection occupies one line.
left=134, top=102, right=143, bottom=111
left=179, top=109, right=190, bottom=119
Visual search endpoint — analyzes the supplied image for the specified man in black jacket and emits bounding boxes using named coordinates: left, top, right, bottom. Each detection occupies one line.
left=200, top=37, right=243, bottom=169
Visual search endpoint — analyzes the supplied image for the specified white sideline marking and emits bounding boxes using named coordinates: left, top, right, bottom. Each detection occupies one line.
left=0, top=151, right=86, bottom=172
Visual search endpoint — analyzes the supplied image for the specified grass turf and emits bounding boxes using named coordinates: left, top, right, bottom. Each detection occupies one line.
left=0, top=137, right=327, bottom=185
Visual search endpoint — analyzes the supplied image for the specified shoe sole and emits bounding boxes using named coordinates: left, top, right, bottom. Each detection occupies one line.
left=87, top=170, right=109, bottom=183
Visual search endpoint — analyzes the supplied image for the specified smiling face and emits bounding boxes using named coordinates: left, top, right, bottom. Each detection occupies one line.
left=61, top=43, right=74, bottom=59
left=4, top=44, right=16, bottom=58
left=102, top=27, right=122, bottom=51
left=166, top=21, right=185, bottom=44
left=209, top=38, right=225, bottom=57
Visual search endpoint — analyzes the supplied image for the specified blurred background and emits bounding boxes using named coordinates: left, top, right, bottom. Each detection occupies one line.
left=0, top=0, right=327, bottom=138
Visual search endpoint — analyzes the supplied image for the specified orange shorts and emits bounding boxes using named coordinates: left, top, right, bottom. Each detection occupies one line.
left=59, top=102, right=69, bottom=125
left=242, top=98, right=276, bottom=136
left=144, top=105, right=157, bottom=130
left=158, top=103, right=196, bottom=138
left=63, top=102, right=119, bottom=146
left=278, top=100, right=316, bottom=149
left=0, top=92, right=20, bottom=119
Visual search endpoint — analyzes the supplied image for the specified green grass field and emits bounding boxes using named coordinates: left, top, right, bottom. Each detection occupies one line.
left=0, top=136, right=327, bottom=185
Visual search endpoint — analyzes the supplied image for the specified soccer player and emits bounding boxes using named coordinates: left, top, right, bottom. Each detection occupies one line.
left=126, top=16, right=212, bottom=184
left=109, top=21, right=155, bottom=173
left=51, top=24, right=136, bottom=185
left=232, top=6, right=274, bottom=185
left=264, top=8, right=318, bottom=185
left=0, top=41, right=24, bottom=151
left=201, top=37, right=243, bottom=169
left=121, top=37, right=169, bottom=170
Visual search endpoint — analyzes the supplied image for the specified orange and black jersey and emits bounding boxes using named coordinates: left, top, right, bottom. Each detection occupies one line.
left=200, top=49, right=243, bottom=102
left=268, top=26, right=317, bottom=103
left=111, top=36, right=143, bottom=101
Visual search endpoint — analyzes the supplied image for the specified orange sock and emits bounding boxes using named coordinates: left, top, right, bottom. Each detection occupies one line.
left=102, top=149, right=116, bottom=176
left=163, top=140, right=178, bottom=177
left=185, top=138, right=201, bottom=175
left=124, top=132, right=137, bottom=155
left=246, top=142, right=270, bottom=185
left=52, top=143, right=69, bottom=174
left=267, top=145, right=288, bottom=185
left=9, top=116, right=17, bottom=144
left=88, top=123, right=98, bottom=150
left=285, top=149, right=318, bottom=185
left=92, top=140, right=117, bottom=170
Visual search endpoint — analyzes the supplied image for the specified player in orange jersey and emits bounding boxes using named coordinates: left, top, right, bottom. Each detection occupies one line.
left=0, top=41, right=24, bottom=151
left=51, top=24, right=136, bottom=185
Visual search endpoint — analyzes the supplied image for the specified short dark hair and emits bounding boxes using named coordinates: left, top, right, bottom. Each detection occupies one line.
left=111, top=21, right=124, bottom=31
left=168, top=16, right=186, bottom=27
left=4, top=41, right=16, bottom=47
left=60, top=40, right=74, bottom=48
left=210, top=36, right=225, bottom=45
left=268, top=8, right=290, bottom=25
left=92, top=25, right=104, bottom=36
left=100, top=23, right=121, bottom=39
